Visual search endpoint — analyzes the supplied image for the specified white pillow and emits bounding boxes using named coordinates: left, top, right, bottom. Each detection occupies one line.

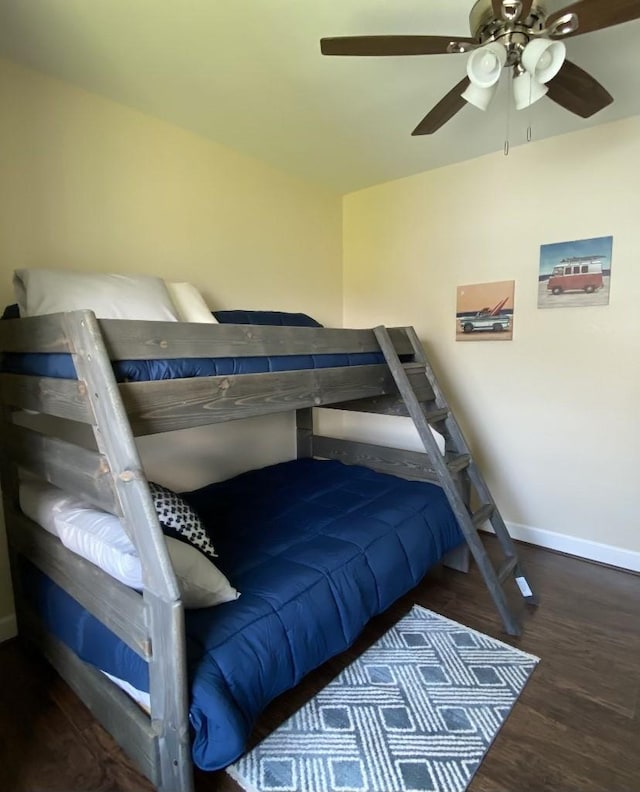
left=165, top=282, right=218, bottom=324
left=14, top=268, right=180, bottom=322
left=54, top=510, right=144, bottom=588
left=18, top=478, right=75, bottom=536
left=102, top=671, right=150, bottom=712
left=19, top=480, right=239, bottom=609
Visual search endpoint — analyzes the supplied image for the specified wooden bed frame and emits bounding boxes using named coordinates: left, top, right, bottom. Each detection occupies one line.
left=0, top=311, right=532, bottom=791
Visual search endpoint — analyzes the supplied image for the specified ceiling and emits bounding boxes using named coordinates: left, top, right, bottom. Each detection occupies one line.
left=1, top=0, right=639, bottom=193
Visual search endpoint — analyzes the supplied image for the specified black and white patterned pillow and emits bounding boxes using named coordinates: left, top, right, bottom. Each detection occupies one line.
left=148, top=482, right=216, bottom=561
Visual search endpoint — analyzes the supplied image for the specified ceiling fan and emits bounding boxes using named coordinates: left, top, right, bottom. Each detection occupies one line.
left=320, top=0, right=640, bottom=135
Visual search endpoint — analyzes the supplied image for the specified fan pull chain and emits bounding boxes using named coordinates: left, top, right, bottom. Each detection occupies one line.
left=504, top=69, right=512, bottom=156
left=527, top=75, right=533, bottom=142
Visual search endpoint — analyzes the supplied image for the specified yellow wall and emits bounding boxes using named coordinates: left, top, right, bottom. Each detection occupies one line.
left=0, top=57, right=343, bottom=634
left=343, top=116, right=640, bottom=567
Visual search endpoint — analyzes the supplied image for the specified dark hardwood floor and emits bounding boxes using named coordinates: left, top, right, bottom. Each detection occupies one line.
left=1, top=539, right=639, bottom=792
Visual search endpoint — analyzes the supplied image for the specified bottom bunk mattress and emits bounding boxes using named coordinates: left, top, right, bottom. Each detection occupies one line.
left=23, top=457, right=464, bottom=770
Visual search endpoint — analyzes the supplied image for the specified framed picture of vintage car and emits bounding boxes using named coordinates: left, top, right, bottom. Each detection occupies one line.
left=456, top=280, right=515, bottom=341
left=538, top=235, right=613, bottom=309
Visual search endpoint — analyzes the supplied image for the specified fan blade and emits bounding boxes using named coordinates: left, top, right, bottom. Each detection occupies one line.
left=520, top=0, right=534, bottom=19
left=412, top=77, right=471, bottom=135
left=547, top=0, right=640, bottom=38
left=320, top=35, right=475, bottom=57
left=546, top=60, right=613, bottom=117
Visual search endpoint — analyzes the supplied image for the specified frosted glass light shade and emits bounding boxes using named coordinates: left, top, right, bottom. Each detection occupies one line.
left=521, top=38, right=566, bottom=83
left=513, top=71, right=548, bottom=110
left=466, top=42, right=508, bottom=88
left=461, top=81, right=499, bottom=111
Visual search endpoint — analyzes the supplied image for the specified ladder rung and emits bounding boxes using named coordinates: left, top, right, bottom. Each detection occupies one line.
left=402, top=362, right=425, bottom=373
left=471, top=502, right=494, bottom=528
left=404, top=365, right=435, bottom=402
left=424, top=407, right=449, bottom=425
left=446, top=454, right=470, bottom=474
left=497, top=556, right=518, bottom=584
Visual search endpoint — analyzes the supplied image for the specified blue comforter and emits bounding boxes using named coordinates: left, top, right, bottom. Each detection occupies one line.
left=25, top=458, right=463, bottom=770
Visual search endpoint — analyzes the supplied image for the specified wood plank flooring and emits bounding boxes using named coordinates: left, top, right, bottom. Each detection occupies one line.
left=1, top=539, right=638, bottom=792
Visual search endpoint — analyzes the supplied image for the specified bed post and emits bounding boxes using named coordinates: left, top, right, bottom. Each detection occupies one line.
left=0, top=400, right=26, bottom=638
left=62, top=311, right=194, bottom=792
left=296, top=407, right=314, bottom=458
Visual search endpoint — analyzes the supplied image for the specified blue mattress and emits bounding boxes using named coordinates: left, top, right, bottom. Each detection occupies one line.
left=2, top=350, right=387, bottom=382
left=0, top=304, right=391, bottom=381
left=23, top=458, right=463, bottom=770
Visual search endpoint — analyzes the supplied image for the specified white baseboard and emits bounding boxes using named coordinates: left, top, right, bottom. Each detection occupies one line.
left=504, top=521, right=640, bottom=573
left=0, top=613, right=17, bottom=644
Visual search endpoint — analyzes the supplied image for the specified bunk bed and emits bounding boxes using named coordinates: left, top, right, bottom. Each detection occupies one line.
left=0, top=295, right=532, bottom=792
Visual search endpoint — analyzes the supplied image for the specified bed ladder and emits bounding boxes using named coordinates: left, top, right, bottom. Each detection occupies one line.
left=374, top=326, right=537, bottom=636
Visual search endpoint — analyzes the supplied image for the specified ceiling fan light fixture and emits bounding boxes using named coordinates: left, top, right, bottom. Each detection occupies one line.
left=521, top=38, right=566, bottom=83
left=513, top=70, right=548, bottom=110
left=319, top=0, right=632, bottom=135
left=465, top=42, right=507, bottom=88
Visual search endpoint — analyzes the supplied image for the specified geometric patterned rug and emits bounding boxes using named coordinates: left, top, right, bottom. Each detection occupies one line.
left=227, top=605, right=539, bottom=792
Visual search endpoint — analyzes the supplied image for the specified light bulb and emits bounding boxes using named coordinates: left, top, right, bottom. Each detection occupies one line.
left=466, top=42, right=507, bottom=89
left=537, top=51, right=552, bottom=71
left=480, top=52, right=498, bottom=74
left=521, top=38, right=566, bottom=84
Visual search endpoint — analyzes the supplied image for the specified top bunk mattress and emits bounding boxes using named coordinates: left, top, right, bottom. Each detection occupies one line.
left=22, top=458, right=463, bottom=771
left=1, top=349, right=388, bottom=382
left=0, top=303, right=393, bottom=382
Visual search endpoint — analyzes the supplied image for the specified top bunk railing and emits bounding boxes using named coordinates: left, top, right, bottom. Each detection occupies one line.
left=0, top=310, right=436, bottom=528
left=0, top=311, right=435, bottom=436
left=0, top=311, right=415, bottom=358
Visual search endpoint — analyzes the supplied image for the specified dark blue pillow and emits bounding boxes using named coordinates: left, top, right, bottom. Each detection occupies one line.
left=213, top=310, right=322, bottom=328
left=3, top=304, right=323, bottom=328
